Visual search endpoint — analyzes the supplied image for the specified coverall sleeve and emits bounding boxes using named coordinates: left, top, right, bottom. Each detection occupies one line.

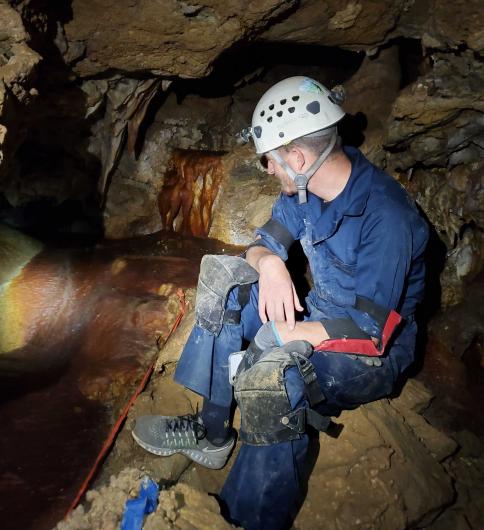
left=318, top=207, right=410, bottom=356
left=252, top=194, right=305, bottom=262
left=344, top=207, right=411, bottom=338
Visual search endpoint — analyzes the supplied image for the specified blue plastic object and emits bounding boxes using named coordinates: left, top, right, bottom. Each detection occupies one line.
left=120, top=476, right=159, bottom=530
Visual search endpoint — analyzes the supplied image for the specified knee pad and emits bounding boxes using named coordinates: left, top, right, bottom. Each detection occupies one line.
left=234, top=341, right=330, bottom=445
left=195, top=255, right=258, bottom=335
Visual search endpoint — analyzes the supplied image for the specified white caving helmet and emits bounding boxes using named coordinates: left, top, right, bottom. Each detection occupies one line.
left=238, top=76, right=345, bottom=203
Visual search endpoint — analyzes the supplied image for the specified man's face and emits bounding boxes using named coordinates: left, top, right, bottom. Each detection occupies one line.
left=261, top=152, right=298, bottom=196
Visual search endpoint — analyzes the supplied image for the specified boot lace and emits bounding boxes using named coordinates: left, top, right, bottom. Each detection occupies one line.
left=166, top=414, right=207, bottom=440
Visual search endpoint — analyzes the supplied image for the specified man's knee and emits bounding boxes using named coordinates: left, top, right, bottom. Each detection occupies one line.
left=195, top=254, right=258, bottom=335
left=234, top=341, right=329, bottom=445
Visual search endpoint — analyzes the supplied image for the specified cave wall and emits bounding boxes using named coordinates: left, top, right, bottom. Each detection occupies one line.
left=1, top=0, right=483, bottom=306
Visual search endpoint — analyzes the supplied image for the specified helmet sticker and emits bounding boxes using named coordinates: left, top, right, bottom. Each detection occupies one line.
left=300, top=78, right=324, bottom=94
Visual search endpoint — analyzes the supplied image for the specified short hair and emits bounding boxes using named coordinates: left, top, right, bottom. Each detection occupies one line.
left=282, top=130, right=342, bottom=158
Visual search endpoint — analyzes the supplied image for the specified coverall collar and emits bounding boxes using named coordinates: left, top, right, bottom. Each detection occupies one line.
left=311, top=146, right=372, bottom=243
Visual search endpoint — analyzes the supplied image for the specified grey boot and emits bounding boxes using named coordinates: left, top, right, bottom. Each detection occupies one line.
left=132, top=414, right=235, bottom=470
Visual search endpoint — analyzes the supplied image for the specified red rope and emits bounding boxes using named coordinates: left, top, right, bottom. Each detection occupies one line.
left=65, top=289, right=187, bottom=517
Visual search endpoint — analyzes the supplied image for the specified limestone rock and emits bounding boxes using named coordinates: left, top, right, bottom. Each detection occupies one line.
left=209, top=145, right=280, bottom=245
left=390, top=378, right=434, bottom=414
left=261, top=0, right=407, bottom=50
left=390, top=403, right=458, bottom=462
left=57, top=468, right=236, bottom=530
left=103, top=178, right=162, bottom=240
left=386, top=50, right=484, bottom=172
left=0, top=2, right=40, bottom=184
left=425, top=0, right=484, bottom=52
left=402, top=162, right=483, bottom=306
left=342, top=45, right=401, bottom=166
left=432, top=442, right=484, bottom=530
left=295, top=399, right=454, bottom=529
left=64, top=0, right=296, bottom=78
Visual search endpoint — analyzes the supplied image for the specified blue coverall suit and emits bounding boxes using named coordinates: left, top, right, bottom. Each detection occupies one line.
left=175, top=146, right=429, bottom=529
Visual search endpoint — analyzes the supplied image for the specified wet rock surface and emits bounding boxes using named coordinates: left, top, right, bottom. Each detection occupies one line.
left=0, top=229, right=241, bottom=530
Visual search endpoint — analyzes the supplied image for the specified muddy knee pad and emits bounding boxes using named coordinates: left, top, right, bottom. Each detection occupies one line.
left=195, top=255, right=258, bottom=335
left=234, top=341, right=317, bottom=445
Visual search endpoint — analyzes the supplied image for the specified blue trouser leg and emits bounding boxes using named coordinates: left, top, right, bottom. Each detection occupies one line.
left=218, top=344, right=408, bottom=530
left=220, top=366, right=308, bottom=530
left=174, top=283, right=262, bottom=407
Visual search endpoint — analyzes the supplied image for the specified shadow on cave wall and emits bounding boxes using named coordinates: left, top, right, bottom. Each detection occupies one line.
left=408, top=212, right=448, bottom=379
left=174, top=41, right=365, bottom=100
left=1, top=0, right=103, bottom=242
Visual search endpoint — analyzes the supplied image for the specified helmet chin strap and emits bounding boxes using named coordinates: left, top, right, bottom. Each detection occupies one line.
left=269, top=131, right=338, bottom=204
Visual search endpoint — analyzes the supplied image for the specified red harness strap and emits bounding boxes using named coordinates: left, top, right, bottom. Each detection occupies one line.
left=314, top=309, right=402, bottom=357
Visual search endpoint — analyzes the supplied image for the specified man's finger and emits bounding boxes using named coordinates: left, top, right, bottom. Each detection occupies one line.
left=292, top=285, right=304, bottom=312
left=258, top=296, right=268, bottom=323
left=275, top=300, right=286, bottom=323
left=285, top=301, right=296, bottom=331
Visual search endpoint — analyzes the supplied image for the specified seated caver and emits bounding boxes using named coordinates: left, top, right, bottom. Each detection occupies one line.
left=132, top=76, right=429, bottom=530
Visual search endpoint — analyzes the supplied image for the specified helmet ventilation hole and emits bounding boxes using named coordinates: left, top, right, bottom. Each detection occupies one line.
left=288, top=107, right=295, bottom=113
left=280, top=99, right=287, bottom=105
left=276, top=111, right=283, bottom=117
left=306, top=101, right=320, bottom=114
left=279, top=132, right=284, bottom=138
left=260, top=110, right=265, bottom=117
left=292, top=95, right=299, bottom=101
left=269, top=104, right=274, bottom=110
left=267, top=116, right=273, bottom=122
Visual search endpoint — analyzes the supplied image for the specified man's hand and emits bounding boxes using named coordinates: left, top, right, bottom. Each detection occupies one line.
left=258, top=254, right=303, bottom=329
left=245, top=246, right=302, bottom=330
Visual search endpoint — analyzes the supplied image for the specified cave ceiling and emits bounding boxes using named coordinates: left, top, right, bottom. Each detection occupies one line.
left=62, top=0, right=483, bottom=78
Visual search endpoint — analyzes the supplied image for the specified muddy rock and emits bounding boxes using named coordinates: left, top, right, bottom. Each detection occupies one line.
left=342, top=45, right=401, bottom=166
left=294, top=397, right=453, bottom=529
left=209, top=145, right=280, bottom=245
left=261, top=0, right=407, bottom=50
left=145, top=482, right=237, bottom=530
left=403, top=162, right=483, bottom=306
left=0, top=2, right=40, bottom=184
left=64, top=0, right=296, bottom=78
left=386, top=50, right=484, bottom=172
left=57, top=467, right=237, bottom=530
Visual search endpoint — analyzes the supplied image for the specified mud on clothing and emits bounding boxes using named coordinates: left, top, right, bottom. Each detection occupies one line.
left=174, top=146, right=429, bottom=530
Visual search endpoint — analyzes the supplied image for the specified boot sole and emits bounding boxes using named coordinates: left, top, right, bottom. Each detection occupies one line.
left=131, top=430, right=234, bottom=470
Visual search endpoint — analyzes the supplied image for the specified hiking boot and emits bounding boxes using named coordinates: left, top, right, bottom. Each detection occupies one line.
left=132, top=414, right=235, bottom=470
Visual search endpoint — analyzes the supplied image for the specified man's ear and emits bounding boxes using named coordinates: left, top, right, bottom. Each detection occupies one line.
left=291, top=146, right=306, bottom=172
